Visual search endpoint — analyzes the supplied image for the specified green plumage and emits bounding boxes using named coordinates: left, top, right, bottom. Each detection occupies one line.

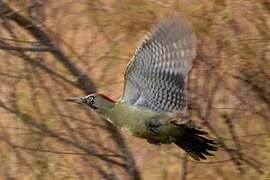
left=90, top=97, right=217, bottom=160
left=104, top=102, right=170, bottom=139
left=67, top=16, right=217, bottom=160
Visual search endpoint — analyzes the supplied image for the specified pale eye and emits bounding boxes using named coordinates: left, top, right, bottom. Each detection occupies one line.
left=86, top=96, right=94, bottom=104
left=88, top=96, right=94, bottom=102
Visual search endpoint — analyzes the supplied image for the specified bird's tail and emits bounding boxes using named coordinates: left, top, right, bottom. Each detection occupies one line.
left=174, top=126, right=217, bottom=160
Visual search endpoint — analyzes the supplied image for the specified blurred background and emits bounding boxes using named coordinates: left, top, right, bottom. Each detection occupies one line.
left=0, top=0, right=269, bottom=179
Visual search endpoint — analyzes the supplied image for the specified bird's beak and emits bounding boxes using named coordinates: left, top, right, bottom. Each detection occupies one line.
left=65, top=96, right=84, bottom=104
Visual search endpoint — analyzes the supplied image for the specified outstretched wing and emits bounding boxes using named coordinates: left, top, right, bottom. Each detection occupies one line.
left=120, top=16, right=196, bottom=114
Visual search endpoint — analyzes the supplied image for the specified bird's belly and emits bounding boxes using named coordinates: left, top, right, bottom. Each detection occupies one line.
left=121, top=121, right=170, bottom=143
left=106, top=103, right=170, bottom=139
left=121, top=124, right=149, bottom=139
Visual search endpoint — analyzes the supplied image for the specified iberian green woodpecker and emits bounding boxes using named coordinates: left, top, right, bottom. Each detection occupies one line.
left=67, top=16, right=217, bottom=160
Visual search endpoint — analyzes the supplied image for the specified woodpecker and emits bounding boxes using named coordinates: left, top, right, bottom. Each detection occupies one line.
left=67, top=16, right=217, bottom=160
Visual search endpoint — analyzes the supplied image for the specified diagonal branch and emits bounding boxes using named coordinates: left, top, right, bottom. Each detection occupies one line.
left=0, top=40, right=53, bottom=52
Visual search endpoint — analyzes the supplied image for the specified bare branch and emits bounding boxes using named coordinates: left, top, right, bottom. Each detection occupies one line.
left=0, top=0, right=96, bottom=93
left=13, top=145, right=123, bottom=158
left=0, top=41, right=53, bottom=52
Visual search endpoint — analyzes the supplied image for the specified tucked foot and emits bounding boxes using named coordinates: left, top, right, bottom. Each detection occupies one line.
left=146, top=119, right=163, bottom=136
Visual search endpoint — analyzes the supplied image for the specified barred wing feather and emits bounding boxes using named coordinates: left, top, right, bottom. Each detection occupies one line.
left=120, top=16, right=196, bottom=114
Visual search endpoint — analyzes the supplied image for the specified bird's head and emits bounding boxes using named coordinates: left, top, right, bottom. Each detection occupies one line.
left=66, top=93, right=115, bottom=113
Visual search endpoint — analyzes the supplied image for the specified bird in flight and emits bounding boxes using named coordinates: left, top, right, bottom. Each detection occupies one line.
left=67, top=16, right=217, bottom=160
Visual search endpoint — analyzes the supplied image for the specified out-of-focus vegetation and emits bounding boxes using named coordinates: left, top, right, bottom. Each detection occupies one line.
left=0, top=0, right=269, bottom=179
